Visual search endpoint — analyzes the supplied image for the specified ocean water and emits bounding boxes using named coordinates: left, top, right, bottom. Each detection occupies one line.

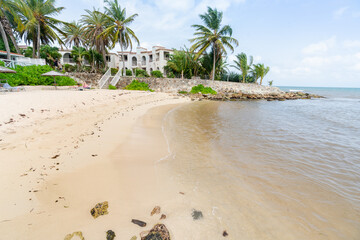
left=164, top=87, right=360, bottom=239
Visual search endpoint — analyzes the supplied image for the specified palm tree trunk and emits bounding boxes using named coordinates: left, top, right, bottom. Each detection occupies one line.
left=0, top=20, right=10, bottom=60
left=181, top=70, right=184, bottom=79
left=242, top=73, right=245, bottom=83
left=212, top=44, right=216, bottom=81
left=100, top=40, right=106, bottom=69
left=0, top=14, right=20, bottom=54
left=260, top=77, right=263, bottom=85
left=119, top=35, right=126, bottom=76
left=37, top=22, right=41, bottom=58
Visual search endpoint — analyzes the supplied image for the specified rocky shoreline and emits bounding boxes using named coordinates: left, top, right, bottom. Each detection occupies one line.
left=186, top=91, right=324, bottom=101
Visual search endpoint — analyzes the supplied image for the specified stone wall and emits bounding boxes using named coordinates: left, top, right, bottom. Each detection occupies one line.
left=115, top=77, right=283, bottom=95
left=65, top=72, right=103, bottom=85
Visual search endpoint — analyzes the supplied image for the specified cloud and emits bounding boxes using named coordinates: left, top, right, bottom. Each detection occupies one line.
left=302, top=36, right=336, bottom=55
left=343, top=40, right=360, bottom=48
left=253, top=55, right=262, bottom=62
left=333, top=6, right=348, bottom=18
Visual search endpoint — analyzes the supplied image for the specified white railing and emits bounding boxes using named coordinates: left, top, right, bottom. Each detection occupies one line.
left=98, top=68, right=111, bottom=89
left=3, top=58, right=46, bottom=68
left=109, top=68, right=122, bottom=86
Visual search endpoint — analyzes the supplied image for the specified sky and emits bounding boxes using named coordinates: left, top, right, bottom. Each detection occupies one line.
left=56, top=0, right=360, bottom=87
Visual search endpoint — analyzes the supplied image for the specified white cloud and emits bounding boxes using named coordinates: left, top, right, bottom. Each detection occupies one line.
left=333, top=6, right=348, bottom=18
left=343, top=40, right=360, bottom=48
left=253, top=55, right=262, bottom=62
left=302, top=36, right=336, bottom=55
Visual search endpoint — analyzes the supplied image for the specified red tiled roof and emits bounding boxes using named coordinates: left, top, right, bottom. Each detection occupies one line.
left=0, top=50, right=24, bottom=56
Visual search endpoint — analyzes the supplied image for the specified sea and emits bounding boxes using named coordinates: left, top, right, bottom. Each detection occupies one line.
left=163, top=87, right=360, bottom=239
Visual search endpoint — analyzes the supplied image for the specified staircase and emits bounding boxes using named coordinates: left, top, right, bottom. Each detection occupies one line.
left=98, top=68, right=122, bottom=89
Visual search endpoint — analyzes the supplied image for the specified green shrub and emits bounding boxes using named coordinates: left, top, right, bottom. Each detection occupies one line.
left=134, top=68, right=149, bottom=77
left=178, top=91, right=188, bottom=94
left=167, top=72, right=175, bottom=78
left=64, top=64, right=76, bottom=72
left=0, top=60, right=4, bottom=66
left=83, top=66, right=92, bottom=72
left=126, top=69, right=132, bottom=76
left=190, top=84, right=217, bottom=95
left=109, top=84, right=117, bottom=90
left=124, top=80, right=154, bottom=92
left=151, top=70, right=163, bottom=78
left=111, top=68, right=118, bottom=75
left=0, top=64, right=77, bottom=86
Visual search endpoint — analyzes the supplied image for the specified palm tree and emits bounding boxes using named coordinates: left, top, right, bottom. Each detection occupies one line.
left=252, top=63, right=270, bottom=85
left=190, top=7, right=238, bottom=81
left=0, top=0, right=19, bottom=59
left=81, top=8, right=109, bottom=67
left=16, top=0, right=67, bottom=58
left=166, top=49, right=189, bottom=79
left=232, top=52, right=253, bottom=83
left=62, top=21, right=84, bottom=47
left=85, top=48, right=103, bottom=72
left=71, top=46, right=88, bottom=71
left=101, top=0, right=139, bottom=76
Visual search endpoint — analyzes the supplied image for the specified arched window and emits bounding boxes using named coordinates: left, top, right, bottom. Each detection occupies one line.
left=142, top=56, right=146, bottom=65
left=132, top=57, right=137, bottom=66
left=63, top=53, right=73, bottom=63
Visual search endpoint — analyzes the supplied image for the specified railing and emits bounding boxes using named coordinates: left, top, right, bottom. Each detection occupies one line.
left=2, top=58, right=46, bottom=68
left=109, top=68, right=122, bottom=86
left=98, top=68, right=111, bottom=89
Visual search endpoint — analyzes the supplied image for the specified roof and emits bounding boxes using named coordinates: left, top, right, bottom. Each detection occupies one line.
left=0, top=66, right=16, bottom=73
left=0, top=50, right=24, bottom=56
left=41, top=71, right=66, bottom=76
left=118, top=51, right=136, bottom=54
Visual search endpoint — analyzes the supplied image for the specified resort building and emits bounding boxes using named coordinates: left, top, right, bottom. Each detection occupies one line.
left=0, top=50, right=46, bottom=68
left=117, top=46, right=173, bottom=75
left=58, top=45, right=174, bottom=75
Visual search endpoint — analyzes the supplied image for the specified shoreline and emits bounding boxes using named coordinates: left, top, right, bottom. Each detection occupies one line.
left=0, top=89, right=190, bottom=239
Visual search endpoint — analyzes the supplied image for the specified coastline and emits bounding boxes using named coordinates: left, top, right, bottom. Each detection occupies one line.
left=0, top=89, right=190, bottom=239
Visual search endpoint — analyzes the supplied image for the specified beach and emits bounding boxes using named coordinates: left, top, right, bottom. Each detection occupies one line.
left=0, top=89, right=190, bottom=239
left=1, top=88, right=360, bottom=240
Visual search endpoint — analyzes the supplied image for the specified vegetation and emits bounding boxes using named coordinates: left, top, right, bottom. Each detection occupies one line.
left=124, top=80, right=153, bottom=92
left=252, top=63, right=270, bottom=85
left=133, top=68, right=149, bottom=77
left=0, top=61, right=76, bottom=86
left=268, top=80, right=273, bottom=86
left=178, top=90, right=188, bottom=94
left=190, top=7, right=238, bottom=81
left=151, top=70, right=163, bottom=78
left=108, top=84, right=117, bottom=90
left=190, top=84, right=217, bottom=95
left=233, top=53, right=253, bottom=83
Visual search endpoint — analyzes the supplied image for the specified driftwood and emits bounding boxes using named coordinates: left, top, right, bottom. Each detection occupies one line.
left=132, top=219, right=147, bottom=227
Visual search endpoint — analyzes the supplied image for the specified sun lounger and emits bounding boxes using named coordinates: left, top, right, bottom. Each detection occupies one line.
left=2, top=83, right=25, bottom=92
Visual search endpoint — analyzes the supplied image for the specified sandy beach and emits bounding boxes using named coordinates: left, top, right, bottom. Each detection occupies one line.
left=0, top=89, right=191, bottom=239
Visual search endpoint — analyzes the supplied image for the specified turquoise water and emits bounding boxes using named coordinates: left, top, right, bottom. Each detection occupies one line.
left=166, top=87, right=360, bottom=239
left=278, top=86, right=360, bottom=99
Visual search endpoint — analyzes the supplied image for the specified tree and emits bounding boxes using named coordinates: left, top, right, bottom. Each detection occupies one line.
left=71, top=46, right=88, bottom=71
left=62, top=21, right=84, bottom=47
left=16, top=0, right=68, bottom=58
left=85, top=48, right=103, bottom=72
left=0, top=0, right=18, bottom=59
left=165, top=49, right=188, bottom=79
left=232, top=52, right=253, bottom=83
left=252, top=63, right=270, bottom=85
left=39, top=44, right=61, bottom=66
left=190, top=7, right=238, bottom=81
left=101, top=0, right=139, bottom=76
left=81, top=8, right=109, bottom=67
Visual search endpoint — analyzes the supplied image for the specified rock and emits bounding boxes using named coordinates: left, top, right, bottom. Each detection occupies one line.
left=106, top=230, right=116, bottom=240
left=191, top=209, right=203, bottom=220
left=64, top=231, right=85, bottom=240
left=140, top=224, right=170, bottom=240
left=223, top=231, right=228, bottom=237
left=132, top=219, right=147, bottom=227
left=151, top=206, right=161, bottom=216
left=90, top=201, right=109, bottom=219
left=160, top=214, right=166, bottom=220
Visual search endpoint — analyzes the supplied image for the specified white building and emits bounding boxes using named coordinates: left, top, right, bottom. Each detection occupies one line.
left=59, top=45, right=173, bottom=75
left=117, top=46, right=173, bottom=75
left=0, top=50, right=46, bottom=68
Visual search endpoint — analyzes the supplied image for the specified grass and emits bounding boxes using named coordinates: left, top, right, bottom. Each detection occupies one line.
left=108, top=84, right=117, bottom=90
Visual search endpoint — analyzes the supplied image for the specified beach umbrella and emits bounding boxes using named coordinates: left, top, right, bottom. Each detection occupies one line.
left=0, top=66, right=16, bottom=73
left=41, top=71, right=65, bottom=89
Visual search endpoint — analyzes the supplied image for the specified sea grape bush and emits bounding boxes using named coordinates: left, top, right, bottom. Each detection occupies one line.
left=124, top=80, right=154, bottom=92
left=190, top=84, right=217, bottom=95
left=0, top=64, right=77, bottom=86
